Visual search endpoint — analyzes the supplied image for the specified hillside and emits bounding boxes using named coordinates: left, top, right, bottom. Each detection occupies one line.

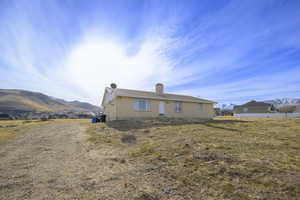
left=53, top=98, right=100, bottom=112
left=0, top=89, right=100, bottom=113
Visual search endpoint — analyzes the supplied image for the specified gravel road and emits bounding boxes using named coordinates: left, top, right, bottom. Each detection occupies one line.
left=0, top=120, right=131, bottom=200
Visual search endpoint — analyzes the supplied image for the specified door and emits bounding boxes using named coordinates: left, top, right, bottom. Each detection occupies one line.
left=159, top=101, right=165, bottom=115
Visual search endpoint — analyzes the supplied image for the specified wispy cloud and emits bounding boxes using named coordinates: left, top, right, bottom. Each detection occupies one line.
left=0, top=0, right=299, bottom=105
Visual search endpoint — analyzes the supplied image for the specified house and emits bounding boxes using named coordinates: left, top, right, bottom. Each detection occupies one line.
left=101, top=83, right=216, bottom=121
left=233, top=100, right=276, bottom=114
left=296, top=105, right=300, bottom=113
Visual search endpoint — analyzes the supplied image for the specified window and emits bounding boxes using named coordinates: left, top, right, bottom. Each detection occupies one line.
left=199, top=104, right=204, bottom=111
left=243, top=107, right=248, bottom=112
left=134, top=99, right=150, bottom=111
left=174, top=102, right=182, bottom=112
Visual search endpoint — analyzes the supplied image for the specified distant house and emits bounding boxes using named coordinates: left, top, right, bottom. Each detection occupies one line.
left=295, top=105, right=300, bottom=113
left=101, top=83, right=216, bottom=121
left=233, top=100, right=276, bottom=114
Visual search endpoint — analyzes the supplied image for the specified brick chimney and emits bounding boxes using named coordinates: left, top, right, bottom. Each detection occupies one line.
left=155, top=83, right=164, bottom=95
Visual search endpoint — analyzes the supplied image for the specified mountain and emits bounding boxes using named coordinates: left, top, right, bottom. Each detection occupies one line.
left=217, top=98, right=300, bottom=110
left=53, top=98, right=100, bottom=112
left=216, top=103, right=236, bottom=110
left=264, top=98, right=300, bottom=107
left=0, top=89, right=101, bottom=113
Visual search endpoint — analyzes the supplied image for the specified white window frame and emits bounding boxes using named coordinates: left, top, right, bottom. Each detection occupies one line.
left=174, top=102, right=182, bottom=112
left=134, top=99, right=150, bottom=111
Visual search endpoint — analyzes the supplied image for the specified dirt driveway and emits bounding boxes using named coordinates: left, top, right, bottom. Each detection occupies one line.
left=0, top=120, right=130, bottom=200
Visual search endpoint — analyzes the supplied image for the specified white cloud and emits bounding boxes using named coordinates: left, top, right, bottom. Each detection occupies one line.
left=48, top=32, right=178, bottom=105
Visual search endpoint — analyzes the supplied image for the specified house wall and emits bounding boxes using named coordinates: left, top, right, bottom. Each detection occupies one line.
left=103, top=100, right=116, bottom=121
left=114, top=96, right=214, bottom=120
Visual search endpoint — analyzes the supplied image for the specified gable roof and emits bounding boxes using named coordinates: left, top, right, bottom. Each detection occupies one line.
left=234, top=101, right=273, bottom=109
left=243, top=100, right=272, bottom=107
left=113, top=88, right=216, bottom=104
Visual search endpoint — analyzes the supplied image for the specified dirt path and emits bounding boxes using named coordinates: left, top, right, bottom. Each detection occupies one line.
left=0, top=120, right=130, bottom=200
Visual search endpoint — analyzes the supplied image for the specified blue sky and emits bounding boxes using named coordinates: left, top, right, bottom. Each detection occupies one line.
left=1, top=0, right=300, bottom=106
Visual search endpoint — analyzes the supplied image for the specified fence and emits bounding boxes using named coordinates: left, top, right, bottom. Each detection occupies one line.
left=234, top=113, right=300, bottom=118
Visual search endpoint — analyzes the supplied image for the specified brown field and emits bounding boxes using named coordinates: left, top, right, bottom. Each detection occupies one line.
left=88, top=117, right=300, bottom=199
left=0, top=120, right=52, bottom=144
left=0, top=117, right=299, bottom=199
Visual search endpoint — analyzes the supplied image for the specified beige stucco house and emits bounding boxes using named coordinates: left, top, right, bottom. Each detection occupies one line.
left=101, top=83, right=216, bottom=121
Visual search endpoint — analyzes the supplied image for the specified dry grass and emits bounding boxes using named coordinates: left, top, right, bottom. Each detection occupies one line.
left=0, top=120, right=32, bottom=143
left=87, top=117, right=300, bottom=199
left=0, top=119, right=78, bottom=144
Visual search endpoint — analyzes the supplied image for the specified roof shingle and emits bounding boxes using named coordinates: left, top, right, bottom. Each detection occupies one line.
left=114, top=88, right=216, bottom=104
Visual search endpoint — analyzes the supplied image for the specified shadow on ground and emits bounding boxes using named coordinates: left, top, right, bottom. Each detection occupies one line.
left=106, top=118, right=251, bottom=132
